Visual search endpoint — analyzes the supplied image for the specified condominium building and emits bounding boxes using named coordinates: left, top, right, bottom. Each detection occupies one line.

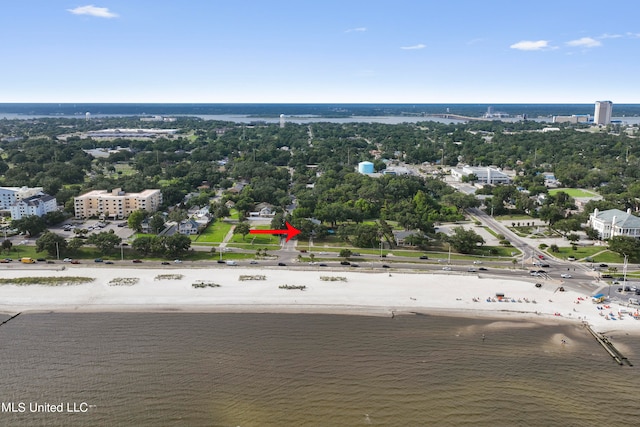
left=0, top=186, right=45, bottom=211
left=594, top=101, right=613, bottom=125
left=74, top=188, right=163, bottom=219
left=10, top=194, right=58, bottom=220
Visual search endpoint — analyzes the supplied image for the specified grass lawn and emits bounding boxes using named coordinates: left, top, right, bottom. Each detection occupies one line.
left=549, top=246, right=625, bottom=263
left=494, top=214, right=534, bottom=221
left=229, top=224, right=281, bottom=245
left=548, top=188, right=599, bottom=198
left=193, top=221, right=233, bottom=243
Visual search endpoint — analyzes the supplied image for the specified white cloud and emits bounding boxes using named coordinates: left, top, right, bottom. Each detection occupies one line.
left=566, top=37, right=601, bottom=47
left=509, top=40, right=550, bottom=51
left=626, top=32, right=640, bottom=38
left=599, top=33, right=623, bottom=39
left=400, top=44, right=426, bottom=50
left=345, top=27, right=367, bottom=33
left=67, top=5, right=118, bottom=18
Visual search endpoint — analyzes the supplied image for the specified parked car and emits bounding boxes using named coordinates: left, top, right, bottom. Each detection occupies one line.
left=161, top=262, right=170, bottom=265
left=340, top=261, right=351, bottom=265
left=63, top=258, right=72, bottom=262
left=174, top=259, right=182, bottom=263
left=382, top=264, right=391, bottom=269
left=318, top=263, right=327, bottom=267
left=94, top=258, right=103, bottom=263
left=561, top=273, right=572, bottom=278
left=350, top=264, right=359, bottom=267
left=599, top=263, right=609, bottom=268
left=70, top=260, right=80, bottom=264
left=217, top=260, right=226, bottom=264
left=250, top=260, right=258, bottom=264
left=419, top=255, right=429, bottom=260
left=442, top=266, right=451, bottom=271
left=132, top=259, right=142, bottom=263
left=105, top=261, right=114, bottom=265
left=478, top=267, right=488, bottom=271
left=36, top=258, right=46, bottom=262
left=278, top=262, right=287, bottom=266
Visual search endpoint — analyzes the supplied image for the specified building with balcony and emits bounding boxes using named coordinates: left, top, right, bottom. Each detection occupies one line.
left=588, top=208, right=640, bottom=239
left=9, top=194, right=58, bottom=220
left=74, top=188, right=162, bottom=219
left=0, top=186, right=45, bottom=211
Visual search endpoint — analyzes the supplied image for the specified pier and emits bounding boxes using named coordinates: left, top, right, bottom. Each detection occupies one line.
left=584, top=324, right=633, bottom=366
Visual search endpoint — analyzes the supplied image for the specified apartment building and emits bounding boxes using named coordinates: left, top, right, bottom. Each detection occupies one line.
left=74, top=188, right=162, bottom=219
left=0, top=186, right=45, bottom=211
left=9, top=194, right=58, bottom=220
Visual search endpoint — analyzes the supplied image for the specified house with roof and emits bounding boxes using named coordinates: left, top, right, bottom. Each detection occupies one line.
left=588, top=208, right=640, bottom=239
left=249, top=202, right=275, bottom=218
left=178, top=219, right=201, bottom=235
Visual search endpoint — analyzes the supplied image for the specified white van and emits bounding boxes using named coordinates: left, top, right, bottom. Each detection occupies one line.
left=226, top=260, right=238, bottom=266
left=629, top=298, right=639, bottom=305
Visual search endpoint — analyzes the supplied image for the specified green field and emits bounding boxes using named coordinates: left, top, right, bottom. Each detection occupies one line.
left=548, top=188, right=599, bottom=198
left=192, top=221, right=233, bottom=243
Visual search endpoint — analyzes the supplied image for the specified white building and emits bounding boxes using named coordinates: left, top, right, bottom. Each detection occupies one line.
left=450, top=166, right=511, bottom=184
left=0, top=186, right=45, bottom=211
left=594, top=101, right=613, bottom=125
left=9, top=194, right=58, bottom=220
left=589, top=208, right=640, bottom=239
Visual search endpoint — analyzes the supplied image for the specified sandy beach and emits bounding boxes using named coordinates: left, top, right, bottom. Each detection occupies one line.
left=1, top=265, right=639, bottom=334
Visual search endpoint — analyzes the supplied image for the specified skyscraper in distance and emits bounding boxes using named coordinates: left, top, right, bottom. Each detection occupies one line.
left=594, top=101, right=613, bottom=125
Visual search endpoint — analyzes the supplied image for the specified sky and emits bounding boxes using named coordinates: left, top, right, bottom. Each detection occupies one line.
left=1, top=0, right=640, bottom=104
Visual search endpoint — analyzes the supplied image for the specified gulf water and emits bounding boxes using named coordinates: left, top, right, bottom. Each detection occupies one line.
left=0, top=312, right=638, bottom=426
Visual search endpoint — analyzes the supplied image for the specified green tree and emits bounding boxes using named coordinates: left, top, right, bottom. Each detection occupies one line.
left=2, top=239, right=12, bottom=254
left=67, top=237, right=85, bottom=253
left=233, top=222, right=251, bottom=241
left=128, top=210, right=147, bottom=232
left=607, top=236, right=640, bottom=259
left=11, top=215, right=47, bottom=237
left=35, top=232, right=68, bottom=257
left=87, top=231, right=122, bottom=254
left=447, top=226, right=485, bottom=254
left=132, top=236, right=153, bottom=255
left=339, top=249, right=352, bottom=259
left=149, top=213, right=166, bottom=234
left=165, top=234, right=192, bottom=257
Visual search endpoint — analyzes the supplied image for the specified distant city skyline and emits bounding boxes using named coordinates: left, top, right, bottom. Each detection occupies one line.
left=1, top=1, right=639, bottom=103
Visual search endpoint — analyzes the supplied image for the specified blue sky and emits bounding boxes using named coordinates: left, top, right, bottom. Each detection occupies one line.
left=1, top=1, right=639, bottom=103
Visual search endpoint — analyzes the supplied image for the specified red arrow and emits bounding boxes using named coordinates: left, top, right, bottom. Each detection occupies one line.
left=249, top=221, right=301, bottom=242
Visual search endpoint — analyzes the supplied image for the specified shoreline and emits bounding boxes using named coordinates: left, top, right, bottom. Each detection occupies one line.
left=1, top=266, right=639, bottom=335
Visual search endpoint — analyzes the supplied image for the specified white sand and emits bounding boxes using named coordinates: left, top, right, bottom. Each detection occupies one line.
left=1, top=265, right=639, bottom=334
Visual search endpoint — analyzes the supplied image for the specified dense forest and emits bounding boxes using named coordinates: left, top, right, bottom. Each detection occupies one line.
left=1, top=115, right=639, bottom=251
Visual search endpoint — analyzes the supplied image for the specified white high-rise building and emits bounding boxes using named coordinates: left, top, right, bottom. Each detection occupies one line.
left=594, top=101, right=613, bottom=125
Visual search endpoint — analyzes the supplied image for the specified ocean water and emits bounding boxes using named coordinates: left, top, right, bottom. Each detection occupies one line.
left=0, top=312, right=638, bottom=426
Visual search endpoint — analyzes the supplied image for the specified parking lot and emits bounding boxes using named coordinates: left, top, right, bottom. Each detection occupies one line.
left=52, top=219, right=135, bottom=242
